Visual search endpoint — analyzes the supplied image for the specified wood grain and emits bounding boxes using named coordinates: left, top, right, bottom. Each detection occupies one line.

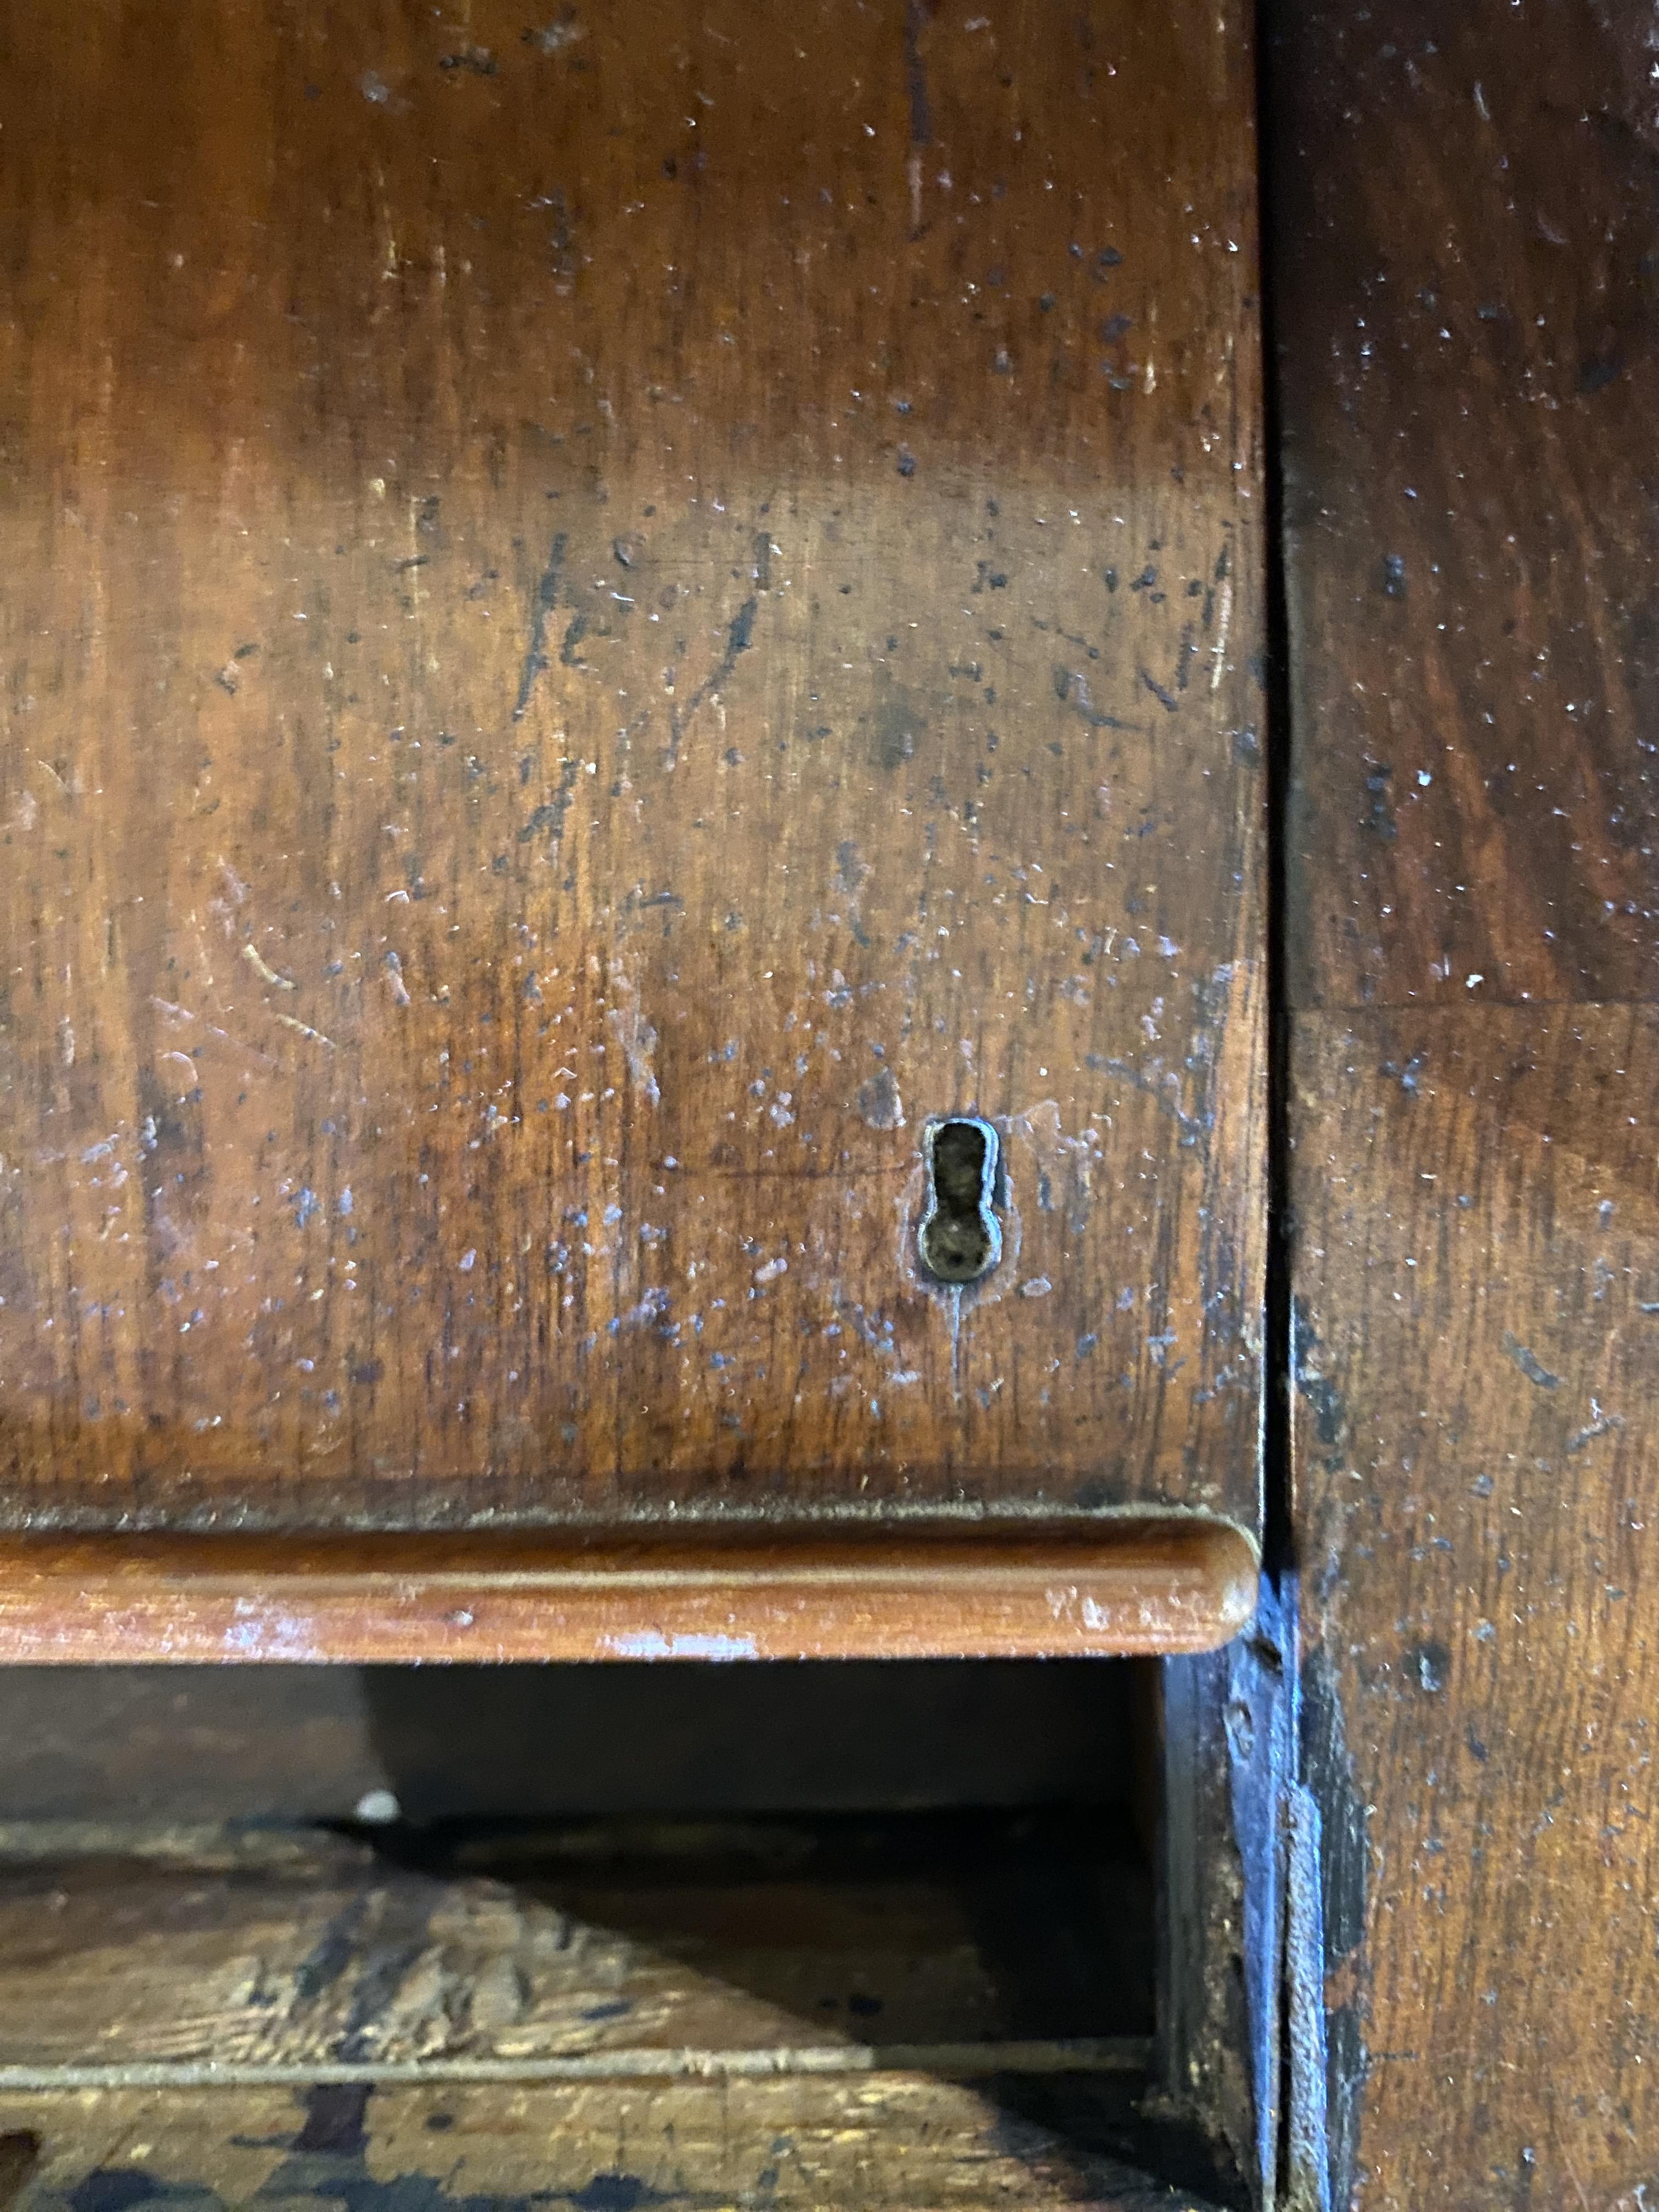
left=0, top=1814, right=1239, bottom=2208
left=1274, top=0, right=1659, bottom=2200
left=0, top=1523, right=1255, bottom=1663
left=0, top=0, right=1267, bottom=1573
left=0, top=1818, right=1153, bottom=2074
left=1276, top=0, right=1659, bottom=1015
left=1290, top=1008, right=1659, bottom=2208
left=0, top=2076, right=1226, bottom=2210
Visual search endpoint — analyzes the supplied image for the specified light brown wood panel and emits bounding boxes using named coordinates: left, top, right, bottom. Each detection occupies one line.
left=0, top=0, right=1266, bottom=1590
left=0, top=2076, right=1222, bottom=2210
left=0, top=1524, right=1254, bottom=1663
left=0, top=1818, right=1152, bottom=2073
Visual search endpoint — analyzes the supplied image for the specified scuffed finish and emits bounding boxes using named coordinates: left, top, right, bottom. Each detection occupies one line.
left=1277, top=0, right=1659, bottom=2200
left=1291, top=1013, right=1659, bottom=2208
left=0, top=1820, right=1153, bottom=2073
left=0, top=1818, right=1234, bottom=2206
left=0, top=0, right=1265, bottom=1539
left=0, top=1523, right=1257, bottom=1663
left=0, top=2078, right=1231, bottom=2210
left=1277, top=1, right=1659, bottom=1011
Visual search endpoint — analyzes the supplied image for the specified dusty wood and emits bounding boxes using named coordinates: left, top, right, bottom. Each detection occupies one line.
left=1275, top=0, right=1659, bottom=2198
left=1276, top=0, right=1658, bottom=1018
left=0, top=1816, right=1154, bottom=2076
left=1290, top=1009, right=1659, bottom=2207
left=0, top=1523, right=1253, bottom=1663
left=0, top=2078, right=1227, bottom=2210
left=0, top=0, right=1266, bottom=1621
left=0, top=1812, right=1218, bottom=2206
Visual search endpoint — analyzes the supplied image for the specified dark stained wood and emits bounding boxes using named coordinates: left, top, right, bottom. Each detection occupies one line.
left=1274, top=0, right=1659, bottom=2200
left=0, top=1658, right=1146, bottom=1824
left=1276, top=0, right=1659, bottom=1017
left=1158, top=1645, right=1253, bottom=2196
left=1289, top=1008, right=1659, bottom=2207
left=0, top=0, right=1267, bottom=1634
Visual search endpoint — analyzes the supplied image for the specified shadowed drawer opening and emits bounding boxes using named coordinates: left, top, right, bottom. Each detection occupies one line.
left=0, top=1658, right=1243, bottom=2207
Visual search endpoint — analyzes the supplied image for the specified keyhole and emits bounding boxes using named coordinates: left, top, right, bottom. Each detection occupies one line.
left=918, top=1117, right=1002, bottom=1286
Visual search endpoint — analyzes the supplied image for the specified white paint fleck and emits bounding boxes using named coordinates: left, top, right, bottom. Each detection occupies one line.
left=526, top=19, right=585, bottom=52
left=606, top=980, right=661, bottom=1105
left=1210, top=573, right=1233, bottom=693
left=222, top=1599, right=321, bottom=1661
left=603, top=1630, right=757, bottom=1661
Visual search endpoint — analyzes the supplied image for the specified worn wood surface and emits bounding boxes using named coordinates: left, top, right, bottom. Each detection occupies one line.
left=1289, top=1011, right=1659, bottom=2209
left=0, top=1523, right=1254, bottom=1663
left=0, top=2076, right=1231, bottom=2211
left=1274, top=0, right=1659, bottom=2202
left=1278, top=3, right=1659, bottom=1015
left=0, top=1816, right=1238, bottom=2210
left=0, top=1815, right=1154, bottom=2075
left=0, top=0, right=1266, bottom=1609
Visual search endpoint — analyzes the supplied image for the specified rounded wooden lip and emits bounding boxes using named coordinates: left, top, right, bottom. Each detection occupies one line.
left=0, top=1520, right=1257, bottom=1663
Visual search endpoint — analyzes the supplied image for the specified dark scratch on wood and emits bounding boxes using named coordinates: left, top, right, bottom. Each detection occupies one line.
left=1502, top=1332, right=1560, bottom=1390
left=1139, top=668, right=1179, bottom=714
left=520, top=760, right=581, bottom=846
left=1052, top=665, right=1133, bottom=733
left=667, top=536, right=770, bottom=768
left=512, top=532, right=569, bottom=723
